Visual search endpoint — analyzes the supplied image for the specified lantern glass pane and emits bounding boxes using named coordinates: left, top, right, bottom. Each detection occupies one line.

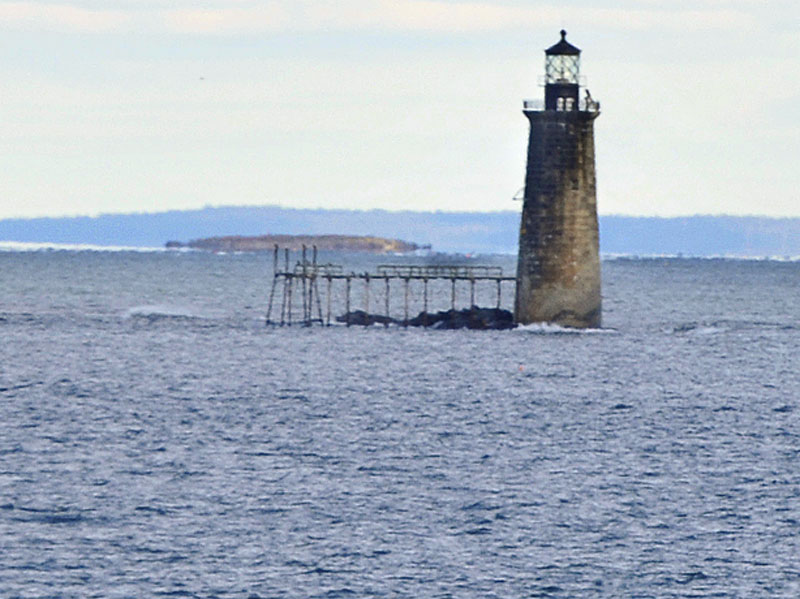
left=545, top=55, right=580, bottom=84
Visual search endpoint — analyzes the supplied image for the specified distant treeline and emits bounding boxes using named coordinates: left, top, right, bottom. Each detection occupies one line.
left=1, top=206, right=799, bottom=256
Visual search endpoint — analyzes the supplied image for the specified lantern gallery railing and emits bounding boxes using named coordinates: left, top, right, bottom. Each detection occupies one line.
left=522, top=98, right=600, bottom=112
left=536, top=74, right=588, bottom=88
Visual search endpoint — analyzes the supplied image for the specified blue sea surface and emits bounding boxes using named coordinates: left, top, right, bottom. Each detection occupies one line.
left=1, top=249, right=799, bottom=597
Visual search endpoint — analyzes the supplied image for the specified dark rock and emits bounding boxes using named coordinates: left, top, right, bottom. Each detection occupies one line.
left=335, top=310, right=394, bottom=326
left=409, top=307, right=516, bottom=330
left=336, top=307, right=516, bottom=330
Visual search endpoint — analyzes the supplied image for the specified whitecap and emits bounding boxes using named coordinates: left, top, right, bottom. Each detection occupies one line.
left=124, top=305, right=206, bottom=320
left=513, top=322, right=618, bottom=335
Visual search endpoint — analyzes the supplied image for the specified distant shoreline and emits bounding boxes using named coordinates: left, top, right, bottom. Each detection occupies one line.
left=3, top=206, right=800, bottom=256
left=165, top=234, right=428, bottom=254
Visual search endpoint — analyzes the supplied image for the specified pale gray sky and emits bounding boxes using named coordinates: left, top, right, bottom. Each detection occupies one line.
left=1, top=0, right=798, bottom=219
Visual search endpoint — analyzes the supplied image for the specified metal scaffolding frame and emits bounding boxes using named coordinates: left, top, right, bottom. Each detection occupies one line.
left=265, top=245, right=517, bottom=327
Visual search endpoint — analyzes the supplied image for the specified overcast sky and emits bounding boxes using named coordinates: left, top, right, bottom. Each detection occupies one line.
left=1, top=0, right=798, bottom=219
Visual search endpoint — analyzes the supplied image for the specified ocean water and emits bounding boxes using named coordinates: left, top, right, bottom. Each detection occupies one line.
left=1, top=248, right=799, bottom=598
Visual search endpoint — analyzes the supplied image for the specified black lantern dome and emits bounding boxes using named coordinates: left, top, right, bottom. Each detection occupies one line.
left=545, top=29, right=581, bottom=58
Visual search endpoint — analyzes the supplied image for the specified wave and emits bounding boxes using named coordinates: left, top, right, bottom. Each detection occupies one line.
left=124, top=305, right=208, bottom=321
left=513, top=322, right=618, bottom=335
left=670, top=320, right=795, bottom=335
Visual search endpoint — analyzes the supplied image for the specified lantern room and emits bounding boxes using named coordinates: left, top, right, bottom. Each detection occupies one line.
left=544, top=30, right=581, bottom=111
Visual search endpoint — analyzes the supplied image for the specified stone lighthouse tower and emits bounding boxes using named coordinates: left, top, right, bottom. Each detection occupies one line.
left=514, top=30, right=601, bottom=328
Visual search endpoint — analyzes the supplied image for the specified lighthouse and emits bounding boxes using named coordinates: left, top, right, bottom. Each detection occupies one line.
left=514, top=30, right=602, bottom=328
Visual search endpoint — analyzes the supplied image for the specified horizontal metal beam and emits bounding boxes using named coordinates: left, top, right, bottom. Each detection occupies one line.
left=274, top=273, right=516, bottom=282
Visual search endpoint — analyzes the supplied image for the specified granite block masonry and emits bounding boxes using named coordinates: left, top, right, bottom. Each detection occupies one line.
left=515, top=30, right=602, bottom=328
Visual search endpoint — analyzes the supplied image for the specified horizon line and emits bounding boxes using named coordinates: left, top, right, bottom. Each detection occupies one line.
left=3, top=205, right=800, bottom=222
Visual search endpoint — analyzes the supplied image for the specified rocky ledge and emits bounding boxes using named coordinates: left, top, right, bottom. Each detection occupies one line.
left=166, top=234, right=426, bottom=254
left=336, top=307, right=516, bottom=330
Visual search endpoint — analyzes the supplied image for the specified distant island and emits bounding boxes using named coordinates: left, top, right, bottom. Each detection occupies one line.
left=165, top=234, right=427, bottom=254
